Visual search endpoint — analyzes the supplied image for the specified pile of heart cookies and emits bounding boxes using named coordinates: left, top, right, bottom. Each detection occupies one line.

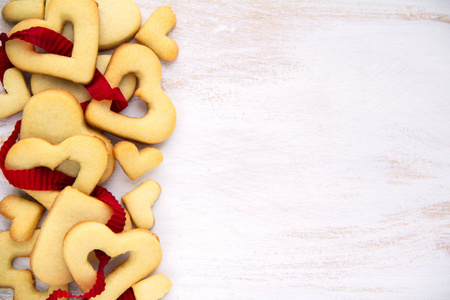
left=0, top=0, right=178, bottom=299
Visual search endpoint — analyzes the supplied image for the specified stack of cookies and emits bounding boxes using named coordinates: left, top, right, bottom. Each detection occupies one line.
left=0, top=0, right=178, bottom=299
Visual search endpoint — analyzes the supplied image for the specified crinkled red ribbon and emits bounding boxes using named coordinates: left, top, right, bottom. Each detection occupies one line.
left=0, top=27, right=128, bottom=112
left=0, top=120, right=133, bottom=299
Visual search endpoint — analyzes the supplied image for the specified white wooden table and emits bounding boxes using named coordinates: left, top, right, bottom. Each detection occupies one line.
left=0, top=0, right=450, bottom=299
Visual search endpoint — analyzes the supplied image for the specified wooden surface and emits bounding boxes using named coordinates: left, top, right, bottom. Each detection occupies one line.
left=1, top=0, right=450, bottom=299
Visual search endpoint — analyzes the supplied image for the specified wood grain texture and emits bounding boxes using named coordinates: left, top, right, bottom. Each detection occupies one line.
left=0, top=0, right=450, bottom=299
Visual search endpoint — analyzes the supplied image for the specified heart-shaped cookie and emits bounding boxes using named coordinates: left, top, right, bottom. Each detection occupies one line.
left=114, top=141, right=163, bottom=181
left=1, top=0, right=44, bottom=23
left=0, top=230, right=68, bottom=299
left=30, top=186, right=132, bottom=286
left=0, top=68, right=31, bottom=118
left=122, top=180, right=161, bottom=229
left=5, top=135, right=108, bottom=195
left=136, top=6, right=179, bottom=61
left=5, top=0, right=99, bottom=84
left=0, top=195, right=44, bottom=242
left=64, top=221, right=162, bottom=300
left=86, top=43, right=176, bottom=144
left=133, top=274, right=172, bottom=300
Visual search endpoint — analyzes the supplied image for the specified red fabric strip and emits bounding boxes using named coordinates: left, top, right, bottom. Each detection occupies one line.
left=0, top=33, right=14, bottom=83
left=0, top=27, right=128, bottom=112
left=85, top=68, right=128, bottom=113
left=118, top=287, right=136, bottom=300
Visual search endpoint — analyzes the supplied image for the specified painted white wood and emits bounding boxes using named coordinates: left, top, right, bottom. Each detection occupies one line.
left=0, top=0, right=450, bottom=299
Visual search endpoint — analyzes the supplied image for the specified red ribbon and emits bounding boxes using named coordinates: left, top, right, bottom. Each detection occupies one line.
left=0, top=27, right=128, bottom=112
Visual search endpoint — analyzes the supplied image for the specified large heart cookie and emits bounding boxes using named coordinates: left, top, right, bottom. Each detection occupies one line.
left=5, top=0, right=99, bottom=84
left=86, top=43, right=176, bottom=144
left=0, top=68, right=31, bottom=118
left=114, top=141, right=163, bottom=181
left=5, top=135, right=108, bottom=195
left=0, top=195, right=45, bottom=242
left=1, top=0, right=44, bottom=23
left=0, top=230, right=68, bottom=299
left=30, top=186, right=132, bottom=286
left=64, top=221, right=162, bottom=300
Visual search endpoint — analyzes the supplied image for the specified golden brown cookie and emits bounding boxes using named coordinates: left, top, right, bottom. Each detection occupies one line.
left=0, top=195, right=45, bottom=242
left=122, top=180, right=161, bottom=229
left=6, top=0, right=99, bottom=84
left=64, top=221, right=162, bottom=300
left=136, top=6, right=179, bottom=61
left=114, top=141, right=163, bottom=180
left=86, top=43, right=176, bottom=144
left=0, top=68, right=31, bottom=119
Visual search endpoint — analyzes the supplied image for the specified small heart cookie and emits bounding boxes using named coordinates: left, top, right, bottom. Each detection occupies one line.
left=136, top=6, right=179, bottom=61
left=114, top=141, right=163, bottom=181
left=0, top=68, right=31, bottom=119
left=5, top=135, right=108, bottom=195
left=0, top=195, right=45, bottom=242
left=122, top=180, right=161, bottom=229
left=1, top=0, right=44, bottom=23
left=30, top=186, right=132, bottom=286
left=133, top=274, right=172, bottom=300
left=64, top=221, right=162, bottom=300
left=5, top=0, right=99, bottom=84
left=0, top=230, right=68, bottom=299
left=86, top=43, right=176, bottom=144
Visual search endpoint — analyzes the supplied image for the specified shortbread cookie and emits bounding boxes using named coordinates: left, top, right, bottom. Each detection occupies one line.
left=30, top=55, right=137, bottom=103
left=5, top=135, right=108, bottom=196
left=0, top=230, right=68, bottom=300
left=133, top=274, right=172, bottom=300
left=114, top=141, right=163, bottom=180
left=0, top=195, right=45, bottom=242
left=64, top=221, right=162, bottom=300
left=0, top=68, right=31, bottom=119
left=20, top=89, right=115, bottom=184
left=122, top=180, right=161, bottom=229
left=136, top=6, right=179, bottom=61
left=5, top=0, right=99, bottom=84
left=1, top=0, right=44, bottom=23
left=86, top=43, right=176, bottom=144
left=30, top=186, right=131, bottom=286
